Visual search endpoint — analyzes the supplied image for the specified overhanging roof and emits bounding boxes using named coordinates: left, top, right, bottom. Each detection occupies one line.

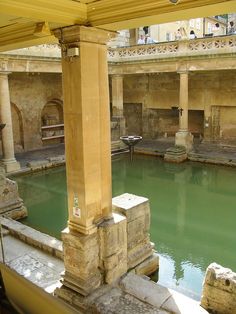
left=0, top=0, right=236, bottom=52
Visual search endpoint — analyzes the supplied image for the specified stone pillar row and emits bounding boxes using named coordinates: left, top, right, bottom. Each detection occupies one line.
left=0, top=72, right=20, bottom=172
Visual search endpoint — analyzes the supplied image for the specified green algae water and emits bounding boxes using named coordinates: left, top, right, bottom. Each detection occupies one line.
left=15, top=155, right=236, bottom=300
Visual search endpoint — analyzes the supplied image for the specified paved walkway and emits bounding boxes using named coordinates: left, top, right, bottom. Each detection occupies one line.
left=4, top=138, right=236, bottom=173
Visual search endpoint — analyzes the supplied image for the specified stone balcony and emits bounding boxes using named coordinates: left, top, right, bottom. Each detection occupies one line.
left=108, top=35, right=236, bottom=62
left=2, top=35, right=236, bottom=62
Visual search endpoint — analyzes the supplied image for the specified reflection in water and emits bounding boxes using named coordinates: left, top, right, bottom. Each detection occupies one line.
left=15, top=155, right=236, bottom=301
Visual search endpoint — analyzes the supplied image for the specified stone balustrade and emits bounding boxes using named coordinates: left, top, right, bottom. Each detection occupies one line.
left=1, top=35, right=236, bottom=62
left=108, top=35, right=236, bottom=62
left=1, top=44, right=61, bottom=58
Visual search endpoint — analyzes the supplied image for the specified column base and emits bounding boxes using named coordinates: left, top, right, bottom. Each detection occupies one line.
left=175, top=131, right=193, bottom=152
left=1, top=159, right=21, bottom=173
left=60, top=227, right=102, bottom=297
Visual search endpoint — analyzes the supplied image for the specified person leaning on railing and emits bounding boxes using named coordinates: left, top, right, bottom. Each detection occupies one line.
left=228, top=21, right=236, bottom=35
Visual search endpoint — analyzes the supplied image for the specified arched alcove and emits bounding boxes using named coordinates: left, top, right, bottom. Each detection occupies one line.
left=11, top=103, right=24, bottom=152
left=41, top=100, right=64, bottom=145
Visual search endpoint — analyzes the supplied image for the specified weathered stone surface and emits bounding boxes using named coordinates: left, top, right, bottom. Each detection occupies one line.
left=162, top=289, right=208, bottom=314
left=0, top=217, right=63, bottom=259
left=0, top=176, right=27, bottom=220
left=98, top=213, right=127, bottom=284
left=60, top=227, right=102, bottom=296
left=120, top=273, right=208, bottom=314
left=201, top=263, right=236, bottom=314
left=26, top=160, right=50, bottom=170
left=112, top=193, right=149, bottom=222
left=128, top=240, right=153, bottom=269
left=112, top=193, right=154, bottom=271
left=135, top=252, right=159, bottom=276
left=120, top=273, right=171, bottom=309
left=164, top=146, right=187, bottom=163
left=89, top=287, right=163, bottom=314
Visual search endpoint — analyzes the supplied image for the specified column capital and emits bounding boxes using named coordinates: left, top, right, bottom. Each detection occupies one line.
left=177, top=70, right=189, bottom=75
left=112, top=74, right=123, bottom=78
left=54, top=25, right=116, bottom=46
left=0, top=72, right=11, bottom=78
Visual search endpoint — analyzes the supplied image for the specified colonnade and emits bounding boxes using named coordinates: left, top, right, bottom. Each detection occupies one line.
left=111, top=70, right=193, bottom=151
left=0, top=72, right=20, bottom=172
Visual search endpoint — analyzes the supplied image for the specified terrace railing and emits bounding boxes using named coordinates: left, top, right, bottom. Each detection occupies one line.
left=1, top=35, right=236, bottom=61
left=107, top=35, right=236, bottom=62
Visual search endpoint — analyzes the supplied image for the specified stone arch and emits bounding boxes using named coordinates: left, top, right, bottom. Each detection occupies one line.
left=11, top=102, right=24, bottom=152
left=41, top=99, right=64, bottom=145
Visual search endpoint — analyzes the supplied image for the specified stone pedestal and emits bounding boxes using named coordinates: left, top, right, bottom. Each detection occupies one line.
left=58, top=227, right=102, bottom=297
left=112, top=193, right=158, bottom=275
left=55, top=213, right=127, bottom=303
left=175, top=131, right=193, bottom=152
left=0, top=167, right=27, bottom=219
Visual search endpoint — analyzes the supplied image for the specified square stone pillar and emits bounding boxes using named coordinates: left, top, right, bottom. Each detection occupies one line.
left=54, top=26, right=115, bottom=236
left=54, top=26, right=129, bottom=300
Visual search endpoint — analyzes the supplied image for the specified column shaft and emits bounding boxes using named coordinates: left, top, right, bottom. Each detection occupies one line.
left=112, top=75, right=123, bottom=117
left=179, top=71, right=188, bottom=132
left=0, top=73, right=20, bottom=172
left=54, top=26, right=113, bottom=235
left=175, top=71, right=193, bottom=152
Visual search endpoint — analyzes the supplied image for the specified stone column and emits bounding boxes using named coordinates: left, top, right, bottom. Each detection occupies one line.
left=175, top=71, right=193, bottom=152
left=0, top=72, right=20, bottom=172
left=54, top=26, right=128, bottom=299
left=111, top=74, right=126, bottom=137
left=55, top=26, right=114, bottom=235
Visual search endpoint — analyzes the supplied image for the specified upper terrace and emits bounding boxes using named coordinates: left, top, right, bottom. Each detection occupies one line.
left=1, top=34, right=236, bottom=73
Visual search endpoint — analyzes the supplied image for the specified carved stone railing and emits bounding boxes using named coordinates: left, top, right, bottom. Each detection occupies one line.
left=108, top=35, right=236, bottom=62
left=1, top=35, right=236, bottom=62
left=1, top=44, right=61, bottom=58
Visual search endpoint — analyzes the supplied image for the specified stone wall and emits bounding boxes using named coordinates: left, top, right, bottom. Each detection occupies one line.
left=123, top=71, right=236, bottom=141
left=0, top=72, right=63, bottom=154
left=1, top=70, right=236, bottom=154
left=201, top=263, right=236, bottom=314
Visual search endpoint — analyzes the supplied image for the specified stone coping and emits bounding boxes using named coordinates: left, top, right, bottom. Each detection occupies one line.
left=119, top=273, right=208, bottom=314
left=0, top=217, right=63, bottom=260
left=188, top=153, right=236, bottom=167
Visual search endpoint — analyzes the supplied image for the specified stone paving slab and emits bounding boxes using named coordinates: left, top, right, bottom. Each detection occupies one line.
left=0, top=233, right=64, bottom=292
left=0, top=217, right=63, bottom=259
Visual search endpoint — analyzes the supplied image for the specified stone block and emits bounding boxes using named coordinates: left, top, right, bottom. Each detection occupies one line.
left=162, top=288, right=208, bottom=314
left=119, top=273, right=171, bottom=309
left=201, top=263, right=236, bottom=314
left=128, top=240, right=153, bottom=269
left=127, top=216, right=150, bottom=248
left=26, top=160, right=49, bottom=170
left=62, top=270, right=101, bottom=297
left=98, top=213, right=127, bottom=284
left=135, top=253, right=159, bottom=276
left=112, top=193, right=149, bottom=222
left=61, top=228, right=102, bottom=295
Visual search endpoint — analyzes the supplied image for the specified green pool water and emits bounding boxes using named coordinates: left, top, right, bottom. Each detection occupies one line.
left=15, top=155, right=236, bottom=300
